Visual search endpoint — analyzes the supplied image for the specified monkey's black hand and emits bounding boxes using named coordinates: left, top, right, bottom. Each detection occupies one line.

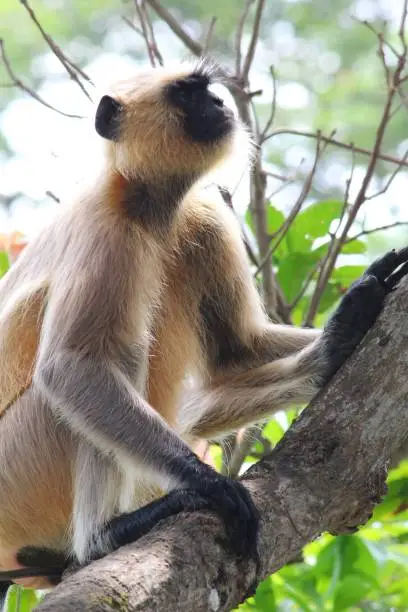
left=183, top=465, right=260, bottom=560
left=322, top=247, right=408, bottom=384
left=95, top=466, right=259, bottom=565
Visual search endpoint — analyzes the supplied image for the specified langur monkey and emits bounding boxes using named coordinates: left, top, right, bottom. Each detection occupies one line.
left=0, top=58, right=407, bottom=595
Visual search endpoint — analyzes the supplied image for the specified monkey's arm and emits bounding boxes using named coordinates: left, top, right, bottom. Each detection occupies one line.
left=33, top=281, right=259, bottom=563
left=179, top=207, right=408, bottom=439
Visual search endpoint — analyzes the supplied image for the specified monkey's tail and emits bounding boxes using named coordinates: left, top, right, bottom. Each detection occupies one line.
left=0, top=567, right=63, bottom=582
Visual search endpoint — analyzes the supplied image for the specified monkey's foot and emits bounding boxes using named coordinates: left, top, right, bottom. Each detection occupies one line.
left=92, top=481, right=259, bottom=564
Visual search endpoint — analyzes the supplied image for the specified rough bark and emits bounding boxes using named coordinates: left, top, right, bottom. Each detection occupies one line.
left=36, top=278, right=408, bottom=612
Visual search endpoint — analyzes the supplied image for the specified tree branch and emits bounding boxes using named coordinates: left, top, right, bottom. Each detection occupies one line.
left=145, top=0, right=203, bottom=56
left=20, top=0, right=93, bottom=101
left=265, top=128, right=408, bottom=169
left=36, top=277, right=408, bottom=612
left=0, top=39, right=83, bottom=119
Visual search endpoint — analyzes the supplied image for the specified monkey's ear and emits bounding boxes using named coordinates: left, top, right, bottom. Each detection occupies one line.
left=95, top=95, right=123, bottom=141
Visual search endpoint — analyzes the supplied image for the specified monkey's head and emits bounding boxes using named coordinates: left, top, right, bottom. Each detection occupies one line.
left=95, top=59, right=248, bottom=181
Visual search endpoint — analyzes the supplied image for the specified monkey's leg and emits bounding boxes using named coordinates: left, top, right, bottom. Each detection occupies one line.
left=0, top=388, right=73, bottom=588
left=72, top=441, right=123, bottom=564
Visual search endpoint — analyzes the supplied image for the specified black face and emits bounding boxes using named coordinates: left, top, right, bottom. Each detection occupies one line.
left=166, top=73, right=234, bottom=144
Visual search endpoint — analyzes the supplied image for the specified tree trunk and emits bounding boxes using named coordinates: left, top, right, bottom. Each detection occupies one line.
left=36, top=278, right=408, bottom=612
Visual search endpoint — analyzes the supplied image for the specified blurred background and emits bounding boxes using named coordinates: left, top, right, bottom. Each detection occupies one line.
left=1, top=1, right=408, bottom=610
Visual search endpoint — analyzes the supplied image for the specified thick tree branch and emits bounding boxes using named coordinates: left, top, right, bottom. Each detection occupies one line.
left=36, top=277, right=408, bottom=612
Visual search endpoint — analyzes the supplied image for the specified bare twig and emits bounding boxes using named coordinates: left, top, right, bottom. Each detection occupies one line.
left=292, top=146, right=353, bottom=321
left=365, top=148, right=408, bottom=201
left=255, top=132, right=323, bottom=277
left=265, top=128, right=408, bottom=169
left=344, top=221, right=408, bottom=243
left=134, top=0, right=157, bottom=67
left=20, top=0, right=93, bottom=101
left=264, top=170, right=289, bottom=182
left=241, top=0, right=265, bottom=83
left=289, top=257, right=322, bottom=312
left=122, top=16, right=144, bottom=38
left=266, top=175, right=296, bottom=201
left=260, top=66, right=277, bottom=142
left=235, top=0, right=255, bottom=76
left=145, top=0, right=203, bottom=56
left=0, top=39, right=83, bottom=119
left=45, top=190, right=61, bottom=203
left=203, top=17, right=217, bottom=55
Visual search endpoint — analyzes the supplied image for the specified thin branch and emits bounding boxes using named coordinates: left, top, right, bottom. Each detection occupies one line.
left=250, top=97, right=261, bottom=142
left=359, top=19, right=400, bottom=59
left=365, top=148, right=408, bottom=201
left=0, top=39, right=83, bottom=119
left=264, top=170, right=289, bottom=182
left=289, top=257, right=322, bottom=312
left=344, top=221, right=408, bottom=243
left=235, top=0, right=255, bottom=76
left=145, top=0, right=203, bottom=56
left=266, top=175, right=297, bottom=201
left=134, top=0, right=157, bottom=67
left=260, top=66, right=277, bottom=142
left=45, top=190, right=60, bottom=203
left=203, top=17, right=217, bottom=55
left=399, top=0, right=408, bottom=52
left=122, top=16, right=144, bottom=38
left=265, top=128, right=408, bottom=169
left=140, top=0, right=164, bottom=66
left=241, top=0, right=265, bottom=83
left=20, top=0, right=93, bottom=101
left=255, top=132, right=323, bottom=277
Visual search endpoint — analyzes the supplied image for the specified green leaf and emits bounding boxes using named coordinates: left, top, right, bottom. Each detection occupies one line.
left=267, top=204, right=285, bottom=235
left=316, top=282, right=341, bottom=314
left=341, top=239, right=367, bottom=254
left=4, top=586, right=42, bottom=612
left=0, top=251, right=10, bottom=278
left=245, top=208, right=255, bottom=234
left=277, top=252, right=320, bottom=302
left=262, top=419, right=285, bottom=445
left=288, top=200, right=343, bottom=251
left=333, top=574, right=374, bottom=610
left=332, top=265, right=366, bottom=287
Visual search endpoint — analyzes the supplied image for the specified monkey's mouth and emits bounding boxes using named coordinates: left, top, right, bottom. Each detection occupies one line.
left=166, top=73, right=235, bottom=144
